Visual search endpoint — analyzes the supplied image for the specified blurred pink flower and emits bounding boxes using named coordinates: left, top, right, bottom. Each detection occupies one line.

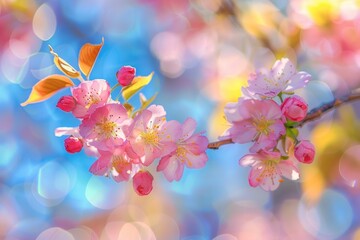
left=126, top=105, right=179, bottom=166
left=281, top=95, right=308, bottom=122
left=294, top=140, right=315, bottom=164
left=242, top=58, right=311, bottom=99
left=71, top=79, right=111, bottom=118
left=79, top=103, right=131, bottom=150
left=157, top=118, right=208, bottom=182
left=64, top=136, right=83, bottom=153
left=240, top=150, right=300, bottom=191
left=132, top=170, right=154, bottom=196
left=89, top=144, right=139, bottom=182
left=222, top=99, right=285, bottom=152
left=116, top=66, right=136, bottom=86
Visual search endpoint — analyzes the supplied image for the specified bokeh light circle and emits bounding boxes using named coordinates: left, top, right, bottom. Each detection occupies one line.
left=339, top=145, right=360, bottom=187
left=32, top=4, right=57, bottom=41
left=298, top=189, right=353, bottom=239
left=36, top=227, right=74, bottom=240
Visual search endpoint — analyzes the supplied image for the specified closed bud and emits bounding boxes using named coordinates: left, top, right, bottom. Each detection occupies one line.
left=64, top=136, right=83, bottom=153
left=281, top=96, right=308, bottom=122
left=116, top=66, right=136, bottom=86
left=133, top=170, right=153, bottom=196
left=294, top=140, right=315, bottom=164
left=57, top=96, right=76, bottom=112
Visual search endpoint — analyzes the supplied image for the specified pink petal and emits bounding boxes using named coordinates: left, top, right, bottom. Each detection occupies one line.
left=278, top=160, right=300, bottom=180
left=271, top=58, right=296, bottom=84
left=285, top=72, right=311, bottom=92
left=157, top=155, right=184, bottom=182
left=89, top=155, right=111, bottom=176
left=239, top=154, right=258, bottom=167
left=184, top=152, right=208, bottom=169
left=259, top=171, right=281, bottom=191
left=55, top=127, right=79, bottom=137
left=180, top=118, right=197, bottom=140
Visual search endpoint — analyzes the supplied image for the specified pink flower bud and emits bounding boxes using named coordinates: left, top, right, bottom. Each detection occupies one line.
left=294, top=140, right=315, bottom=164
left=64, top=136, right=83, bottom=153
left=133, top=170, right=153, bottom=196
left=57, top=96, right=76, bottom=112
left=281, top=96, right=308, bottom=122
left=116, top=66, right=136, bottom=86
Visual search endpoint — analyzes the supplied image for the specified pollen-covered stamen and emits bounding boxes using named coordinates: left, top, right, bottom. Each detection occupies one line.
left=176, top=146, right=192, bottom=167
left=253, top=116, right=274, bottom=136
left=112, top=155, right=131, bottom=175
left=140, top=130, right=160, bottom=147
left=256, top=159, right=280, bottom=184
left=95, top=119, right=117, bottom=139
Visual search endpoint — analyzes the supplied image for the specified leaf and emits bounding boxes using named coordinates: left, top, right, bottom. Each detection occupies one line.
left=49, top=46, right=80, bottom=78
left=78, top=38, right=104, bottom=79
left=21, top=74, right=75, bottom=106
left=122, top=72, right=154, bottom=101
left=139, top=92, right=158, bottom=110
left=123, top=103, right=134, bottom=115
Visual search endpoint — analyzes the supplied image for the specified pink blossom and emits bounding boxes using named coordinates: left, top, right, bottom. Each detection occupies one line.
left=240, top=150, right=300, bottom=191
left=222, top=98, right=285, bottom=152
left=89, top=143, right=139, bottom=182
left=64, top=136, right=83, bottom=153
left=157, top=118, right=208, bottom=182
left=294, top=140, right=315, bottom=164
left=56, top=96, right=76, bottom=112
left=126, top=105, right=179, bottom=166
left=132, top=170, right=154, bottom=196
left=116, top=66, right=136, bottom=86
left=71, top=79, right=111, bottom=118
left=79, top=103, right=131, bottom=150
left=281, top=96, right=308, bottom=122
left=242, top=58, right=311, bottom=99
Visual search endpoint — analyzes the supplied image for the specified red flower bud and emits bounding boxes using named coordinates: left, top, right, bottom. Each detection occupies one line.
left=281, top=96, right=308, bottom=122
left=294, top=140, right=315, bottom=164
left=57, top=96, right=76, bottom=112
left=64, top=136, right=83, bottom=153
left=133, top=170, right=153, bottom=196
left=116, top=66, right=136, bottom=86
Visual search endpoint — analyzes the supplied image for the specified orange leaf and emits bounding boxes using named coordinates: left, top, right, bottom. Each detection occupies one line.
left=78, top=38, right=104, bottom=79
left=21, top=74, right=75, bottom=106
left=49, top=46, right=80, bottom=78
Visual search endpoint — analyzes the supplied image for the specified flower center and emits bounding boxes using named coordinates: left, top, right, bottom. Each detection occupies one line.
left=256, top=159, right=281, bottom=184
left=96, top=120, right=116, bottom=139
left=112, top=155, right=130, bottom=174
left=86, top=94, right=101, bottom=108
left=140, top=130, right=159, bottom=146
left=254, top=116, right=273, bottom=135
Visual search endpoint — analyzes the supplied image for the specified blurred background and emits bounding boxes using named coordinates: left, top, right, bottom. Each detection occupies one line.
left=1, top=0, right=360, bottom=239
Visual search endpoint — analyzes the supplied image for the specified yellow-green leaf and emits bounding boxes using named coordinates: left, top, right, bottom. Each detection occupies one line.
left=139, top=92, right=158, bottom=110
left=49, top=45, right=80, bottom=78
left=78, top=38, right=104, bottom=79
left=123, top=103, right=134, bottom=116
left=21, top=74, right=75, bottom=106
left=122, top=72, right=154, bottom=101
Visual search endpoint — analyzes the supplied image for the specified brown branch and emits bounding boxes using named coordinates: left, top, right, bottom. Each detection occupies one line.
left=207, top=93, right=360, bottom=150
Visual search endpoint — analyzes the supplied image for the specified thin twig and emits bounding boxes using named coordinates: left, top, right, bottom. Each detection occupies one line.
left=207, top=93, right=360, bottom=150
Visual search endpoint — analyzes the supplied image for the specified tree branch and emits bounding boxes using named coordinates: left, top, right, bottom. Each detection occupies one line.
left=207, top=93, right=360, bottom=150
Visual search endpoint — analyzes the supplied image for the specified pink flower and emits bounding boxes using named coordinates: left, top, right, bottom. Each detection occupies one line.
left=133, top=170, right=154, bottom=196
left=222, top=99, right=285, bottom=152
left=242, top=58, right=311, bottom=99
left=294, top=140, right=315, bottom=164
left=79, top=103, right=131, bottom=150
left=157, top=118, right=208, bottom=182
left=71, top=79, right=111, bottom=118
left=126, top=105, right=179, bottom=166
left=281, top=96, right=308, bottom=122
left=116, top=66, right=136, bottom=87
left=89, top=143, right=139, bottom=182
left=240, top=150, right=300, bottom=191
left=64, top=136, right=83, bottom=153
left=56, top=96, right=76, bottom=112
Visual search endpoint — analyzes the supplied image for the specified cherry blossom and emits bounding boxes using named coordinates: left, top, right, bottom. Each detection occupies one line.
left=222, top=98, right=285, bottom=152
left=80, top=103, right=131, bottom=150
left=132, top=170, right=154, bottom=196
left=57, top=96, right=76, bottom=112
left=294, top=140, right=315, bottom=164
left=116, top=66, right=136, bottom=86
left=240, top=150, right=300, bottom=191
left=126, top=105, right=179, bottom=166
left=64, top=136, right=83, bottom=153
left=89, top=144, right=140, bottom=182
left=157, top=118, right=208, bottom=182
left=242, top=58, right=311, bottom=99
left=71, top=79, right=111, bottom=118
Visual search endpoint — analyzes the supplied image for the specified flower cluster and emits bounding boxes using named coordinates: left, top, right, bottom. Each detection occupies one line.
left=222, top=58, right=315, bottom=191
left=21, top=41, right=208, bottom=196
left=56, top=68, right=208, bottom=196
